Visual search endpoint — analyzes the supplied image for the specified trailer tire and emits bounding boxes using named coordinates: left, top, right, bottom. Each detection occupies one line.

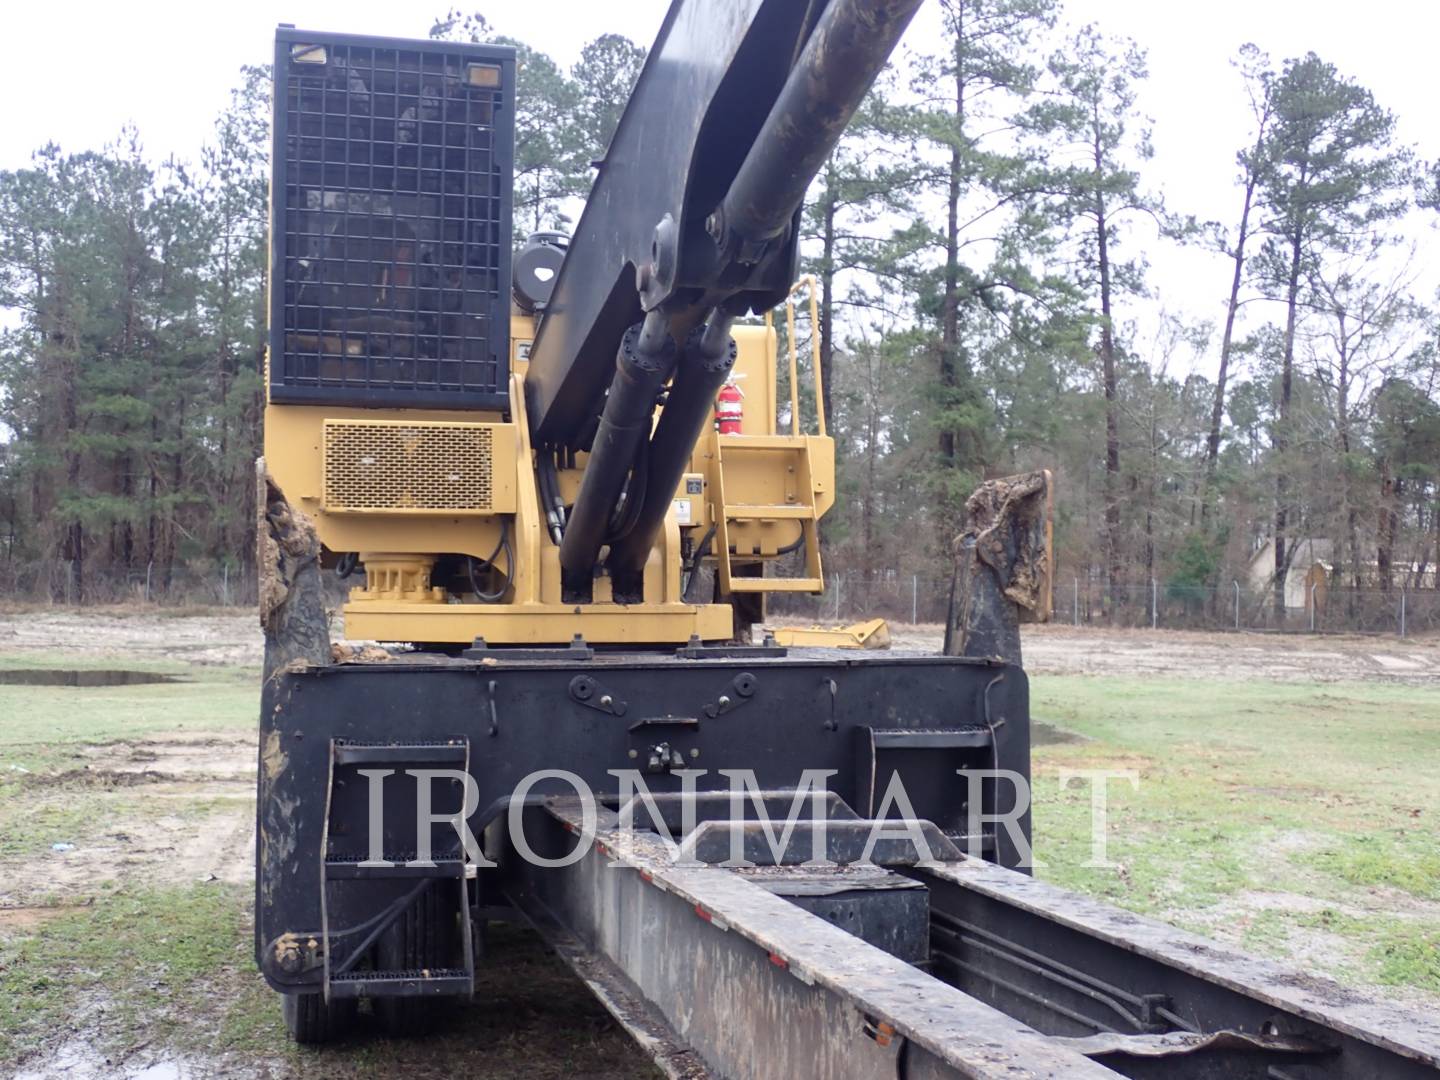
left=281, top=991, right=354, bottom=1044
left=375, top=883, right=459, bottom=1036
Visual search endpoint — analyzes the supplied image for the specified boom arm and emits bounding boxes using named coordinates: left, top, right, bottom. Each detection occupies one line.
left=524, top=0, right=921, bottom=602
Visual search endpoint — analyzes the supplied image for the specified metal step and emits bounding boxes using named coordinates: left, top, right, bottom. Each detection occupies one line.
left=327, top=968, right=473, bottom=999
left=321, top=736, right=474, bottom=1001
left=712, top=435, right=824, bottom=600
left=333, top=740, right=468, bottom=766
left=726, top=577, right=823, bottom=593
left=871, top=727, right=994, bottom=750
left=323, top=854, right=468, bottom=880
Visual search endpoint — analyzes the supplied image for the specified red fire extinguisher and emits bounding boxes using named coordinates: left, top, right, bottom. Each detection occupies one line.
left=715, top=378, right=745, bottom=435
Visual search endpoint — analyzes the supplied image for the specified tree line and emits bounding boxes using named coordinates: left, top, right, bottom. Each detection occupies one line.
left=1, top=2, right=1436, bottom=616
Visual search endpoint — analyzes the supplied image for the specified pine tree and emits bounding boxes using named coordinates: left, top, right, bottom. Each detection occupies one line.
left=911, top=0, right=1058, bottom=515
left=571, top=34, right=646, bottom=166
left=1031, top=24, right=1161, bottom=606
left=1252, top=52, right=1412, bottom=616
left=429, top=12, right=590, bottom=239
left=1203, top=45, right=1276, bottom=523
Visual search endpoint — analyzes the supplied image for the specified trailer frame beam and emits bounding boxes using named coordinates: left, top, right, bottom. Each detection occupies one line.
left=504, top=797, right=1440, bottom=1080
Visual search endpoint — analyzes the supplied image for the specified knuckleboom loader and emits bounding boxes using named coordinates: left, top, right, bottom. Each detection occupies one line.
left=254, top=5, right=1440, bottom=1077
left=257, top=0, right=1030, bottom=1041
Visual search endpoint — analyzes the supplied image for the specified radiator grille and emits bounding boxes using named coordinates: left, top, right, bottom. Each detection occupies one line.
left=323, top=420, right=494, bottom=512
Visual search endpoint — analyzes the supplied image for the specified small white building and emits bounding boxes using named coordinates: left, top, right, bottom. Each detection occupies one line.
left=1246, top=538, right=1332, bottom=609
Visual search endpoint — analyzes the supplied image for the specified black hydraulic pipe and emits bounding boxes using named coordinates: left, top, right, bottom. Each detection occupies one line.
left=708, top=0, right=924, bottom=263
left=608, top=311, right=737, bottom=604
left=559, top=310, right=677, bottom=603
left=537, top=450, right=564, bottom=545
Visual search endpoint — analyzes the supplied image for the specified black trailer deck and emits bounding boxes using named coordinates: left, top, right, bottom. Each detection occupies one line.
left=256, top=649, right=1440, bottom=1076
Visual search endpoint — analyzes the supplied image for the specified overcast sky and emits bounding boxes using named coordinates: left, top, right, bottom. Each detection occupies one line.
left=3, top=0, right=1437, bottom=368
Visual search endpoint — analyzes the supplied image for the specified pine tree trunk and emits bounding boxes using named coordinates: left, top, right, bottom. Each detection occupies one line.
left=1204, top=173, right=1258, bottom=523
left=1095, top=135, right=1121, bottom=612
left=1274, top=233, right=1302, bottom=620
left=63, top=348, right=84, bottom=603
left=940, top=134, right=961, bottom=469
left=1377, top=462, right=1396, bottom=593
left=164, top=398, right=185, bottom=590
left=940, top=12, right=965, bottom=473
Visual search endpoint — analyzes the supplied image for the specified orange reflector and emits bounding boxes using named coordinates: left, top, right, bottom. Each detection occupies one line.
left=466, top=62, right=502, bottom=88
left=694, top=904, right=712, bottom=923
left=864, top=1017, right=897, bottom=1047
left=768, top=952, right=788, bottom=970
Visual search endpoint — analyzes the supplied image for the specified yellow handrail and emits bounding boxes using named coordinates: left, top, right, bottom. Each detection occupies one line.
left=763, top=277, right=828, bottom=438
left=784, top=295, right=801, bottom=436
left=783, top=275, right=827, bottom=437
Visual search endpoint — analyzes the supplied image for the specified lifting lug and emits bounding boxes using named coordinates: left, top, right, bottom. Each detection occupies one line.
left=703, top=672, right=757, bottom=719
left=569, top=675, right=628, bottom=717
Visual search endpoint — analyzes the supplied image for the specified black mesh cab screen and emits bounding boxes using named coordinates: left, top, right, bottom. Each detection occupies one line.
left=271, top=29, right=515, bottom=409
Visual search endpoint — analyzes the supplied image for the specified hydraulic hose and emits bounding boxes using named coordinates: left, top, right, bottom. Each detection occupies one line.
left=558, top=309, right=677, bottom=603
left=607, top=310, right=736, bottom=604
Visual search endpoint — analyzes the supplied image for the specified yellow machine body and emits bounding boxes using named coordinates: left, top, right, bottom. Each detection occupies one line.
left=771, top=619, right=891, bottom=650
left=263, top=295, right=833, bottom=646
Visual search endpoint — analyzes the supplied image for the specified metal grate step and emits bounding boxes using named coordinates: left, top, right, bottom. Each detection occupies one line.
left=870, top=727, right=994, bottom=750
left=328, top=968, right=472, bottom=999
left=333, top=740, right=468, bottom=766
left=324, top=853, right=468, bottom=879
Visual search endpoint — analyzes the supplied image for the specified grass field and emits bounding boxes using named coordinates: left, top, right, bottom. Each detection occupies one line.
left=1031, top=677, right=1440, bottom=998
left=0, top=640, right=1437, bottom=1075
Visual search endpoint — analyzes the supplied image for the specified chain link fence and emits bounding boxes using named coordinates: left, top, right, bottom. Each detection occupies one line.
left=767, top=569, right=1439, bottom=638
left=3, top=559, right=1436, bottom=638
left=0, top=561, right=260, bottom=608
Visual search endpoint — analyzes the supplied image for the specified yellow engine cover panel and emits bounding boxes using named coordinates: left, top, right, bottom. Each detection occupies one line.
left=321, top=418, right=516, bottom=515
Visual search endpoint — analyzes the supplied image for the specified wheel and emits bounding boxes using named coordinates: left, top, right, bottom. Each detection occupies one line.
left=375, top=884, right=460, bottom=1036
left=280, top=991, right=355, bottom=1044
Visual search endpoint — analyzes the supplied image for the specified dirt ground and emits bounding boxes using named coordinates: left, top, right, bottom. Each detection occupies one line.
left=1, top=608, right=1436, bottom=1077
left=888, top=620, right=1440, bottom=684
left=0, top=608, right=265, bottom=669
left=0, top=731, right=257, bottom=916
left=3, top=606, right=1436, bottom=684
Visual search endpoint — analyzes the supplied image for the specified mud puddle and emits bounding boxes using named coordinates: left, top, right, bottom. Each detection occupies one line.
left=0, top=669, right=182, bottom=687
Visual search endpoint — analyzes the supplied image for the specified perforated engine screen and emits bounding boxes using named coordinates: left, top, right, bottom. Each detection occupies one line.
left=323, top=419, right=496, bottom=512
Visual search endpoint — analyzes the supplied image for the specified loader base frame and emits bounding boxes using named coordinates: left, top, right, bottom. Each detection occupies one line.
left=255, top=650, right=1030, bottom=996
